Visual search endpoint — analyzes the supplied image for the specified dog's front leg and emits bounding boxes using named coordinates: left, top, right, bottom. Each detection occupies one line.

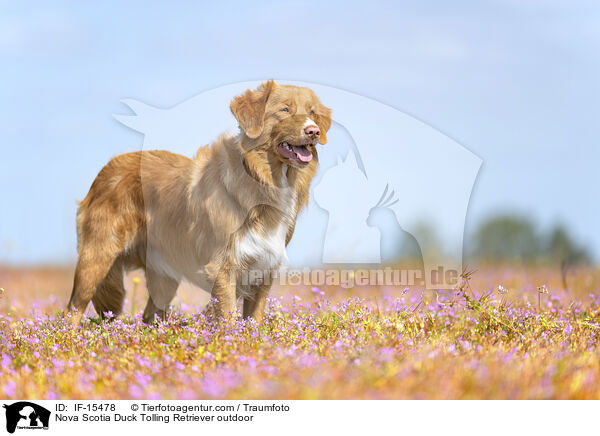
left=211, top=267, right=238, bottom=320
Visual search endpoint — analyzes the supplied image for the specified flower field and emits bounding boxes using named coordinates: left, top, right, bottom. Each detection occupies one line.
left=1, top=266, right=599, bottom=399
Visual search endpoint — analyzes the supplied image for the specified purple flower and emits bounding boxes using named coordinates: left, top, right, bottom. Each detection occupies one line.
left=128, top=385, right=144, bottom=398
left=202, top=377, right=224, bottom=397
left=1, top=353, right=12, bottom=369
left=311, top=287, right=325, bottom=296
left=4, top=380, right=16, bottom=397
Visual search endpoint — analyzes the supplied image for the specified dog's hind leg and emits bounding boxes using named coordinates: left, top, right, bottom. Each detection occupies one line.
left=67, top=248, right=123, bottom=326
left=142, top=269, right=179, bottom=323
left=91, top=257, right=126, bottom=320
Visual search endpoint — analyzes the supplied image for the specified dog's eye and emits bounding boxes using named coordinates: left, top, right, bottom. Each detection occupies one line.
left=281, top=107, right=289, bottom=112
left=310, top=110, right=315, bottom=115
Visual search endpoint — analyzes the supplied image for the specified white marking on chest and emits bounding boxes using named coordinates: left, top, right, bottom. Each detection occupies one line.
left=236, top=166, right=296, bottom=271
left=236, top=221, right=289, bottom=271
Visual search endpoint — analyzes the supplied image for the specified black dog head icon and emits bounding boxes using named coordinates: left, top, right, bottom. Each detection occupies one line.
left=3, top=402, right=50, bottom=434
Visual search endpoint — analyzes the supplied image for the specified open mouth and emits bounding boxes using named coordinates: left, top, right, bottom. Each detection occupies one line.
left=277, top=142, right=313, bottom=165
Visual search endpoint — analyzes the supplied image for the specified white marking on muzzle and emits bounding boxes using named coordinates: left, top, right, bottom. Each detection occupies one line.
left=301, top=117, right=318, bottom=136
left=303, top=117, right=317, bottom=128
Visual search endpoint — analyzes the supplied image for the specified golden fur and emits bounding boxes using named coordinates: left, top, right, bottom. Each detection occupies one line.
left=66, top=81, right=332, bottom=325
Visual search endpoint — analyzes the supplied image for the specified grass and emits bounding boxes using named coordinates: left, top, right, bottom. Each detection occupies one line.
left=0, top=265, right=599, bottom=399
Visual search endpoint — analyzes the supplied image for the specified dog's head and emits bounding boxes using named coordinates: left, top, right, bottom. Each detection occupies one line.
left=230, top=81, right=332, bottom=168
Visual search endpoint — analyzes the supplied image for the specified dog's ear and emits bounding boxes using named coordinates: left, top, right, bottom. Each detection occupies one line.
left=230, top=81, right=276, bottom=139
left=314, top=103, right=332, bottom=144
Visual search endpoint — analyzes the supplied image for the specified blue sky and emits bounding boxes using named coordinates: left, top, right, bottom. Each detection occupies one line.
left=1, top=0, right=598, bottom=264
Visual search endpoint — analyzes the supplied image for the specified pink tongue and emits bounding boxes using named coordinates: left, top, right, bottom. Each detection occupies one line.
left=292, top=145, right=312, bottom=162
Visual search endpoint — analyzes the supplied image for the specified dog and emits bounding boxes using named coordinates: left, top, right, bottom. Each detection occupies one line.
left=66, top=81, right=331, bottom=325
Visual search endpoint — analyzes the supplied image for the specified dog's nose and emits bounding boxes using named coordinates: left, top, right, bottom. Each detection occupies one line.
left=305, top=125, right=320, bottom=139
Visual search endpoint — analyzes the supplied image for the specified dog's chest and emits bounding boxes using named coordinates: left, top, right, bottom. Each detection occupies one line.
left=236, top=170, right=295, bottom=271
left=236, top=221, right=289, bottom=271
